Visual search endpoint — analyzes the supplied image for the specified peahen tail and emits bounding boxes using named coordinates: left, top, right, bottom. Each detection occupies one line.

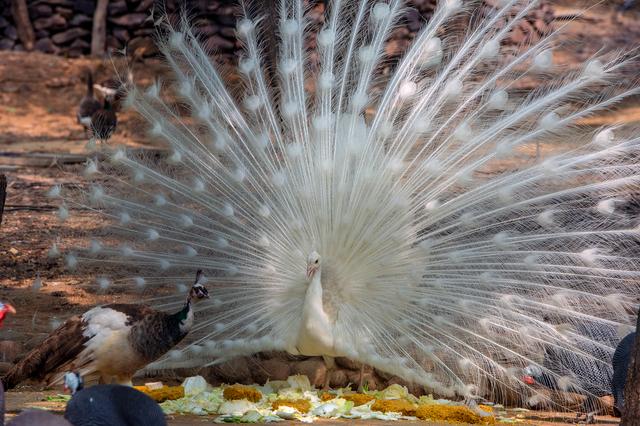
left=52, top=0, right=640, bottom=405
left=2, top=316, right=87, bottom=390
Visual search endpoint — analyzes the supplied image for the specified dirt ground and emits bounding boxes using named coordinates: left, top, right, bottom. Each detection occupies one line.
left=1, top=1, right=639, bottom=425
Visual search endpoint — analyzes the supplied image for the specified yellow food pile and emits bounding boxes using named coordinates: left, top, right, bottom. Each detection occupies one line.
left=348, top=394, right=495, bottom=425
left=271, top=398, right=312, bottom=413
left=371, top=399, right=417, bottom=416
left=342, top=393, right=376, bottom=406
left=415, top=404, right=495, bottom=425
left=133, top=385, right=185, bottom=403
left=223, top=384, right=263, bottom=402
left=320, top=392, right=334, bottom=401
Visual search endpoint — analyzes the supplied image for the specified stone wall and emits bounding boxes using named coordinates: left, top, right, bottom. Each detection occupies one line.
left=0, top=0, right=240, bottom=57
left=0, top=1, right=552, bottom=59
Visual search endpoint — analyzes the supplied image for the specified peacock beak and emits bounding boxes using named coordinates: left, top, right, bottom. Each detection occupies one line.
left=306, top=265, right=317, bottom=280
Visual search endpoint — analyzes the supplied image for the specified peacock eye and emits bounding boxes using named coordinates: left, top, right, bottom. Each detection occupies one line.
left=314, top=260, right=318, bottom=264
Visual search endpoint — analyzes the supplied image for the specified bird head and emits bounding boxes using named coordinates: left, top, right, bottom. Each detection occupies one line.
left=522, top=365, right=542, bottom=385
left=63, top=371, right=84, bottom=395
left=189, top=269, right=210, bottom=301
left=306, top=251, right=321, bottom=280
left=0, top=302, right=16, bottom=327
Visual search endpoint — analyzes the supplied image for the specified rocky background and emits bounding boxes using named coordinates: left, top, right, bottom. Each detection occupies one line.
left=0, top=0, right=555, bottom=59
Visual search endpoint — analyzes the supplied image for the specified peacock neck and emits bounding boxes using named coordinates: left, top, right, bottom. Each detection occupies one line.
left=171, top=297, right=194, bottom=336
left=295, top=267, right=336, bottom=356
left=303, top=271, right=324, bottom=316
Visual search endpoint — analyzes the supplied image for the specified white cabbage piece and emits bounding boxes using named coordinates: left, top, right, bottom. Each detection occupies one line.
left=182, top=375, right=209, bottom=396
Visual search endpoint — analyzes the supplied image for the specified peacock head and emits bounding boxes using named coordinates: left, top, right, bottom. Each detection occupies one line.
left=522, top=364, right=543, bottom=386
left=189, top=269, right=210, bottom=301
left=306, top=251, right=321, bottom=280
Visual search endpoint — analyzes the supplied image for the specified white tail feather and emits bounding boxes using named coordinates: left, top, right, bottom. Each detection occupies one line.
left=56, top=0, right=640, bottom=405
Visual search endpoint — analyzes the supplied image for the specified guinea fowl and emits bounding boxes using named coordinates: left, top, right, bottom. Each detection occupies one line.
left=0, top=382, right=71, bottom=426
left=612, top=332, right=635, bottom=417
left=1, top=270, right=208, bottom=389
left=89, top=99, right=117, bottom=143
left=76, top=70, right=101, bottom=132
left=63, top=372, right=166, bottom=426
left=51, top=0, right=640, bottom=408
left=522, top=321, right=621, bottom=422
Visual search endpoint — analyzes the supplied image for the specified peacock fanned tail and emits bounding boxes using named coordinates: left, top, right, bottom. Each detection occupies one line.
left=52, top=0, right=640, bottom=407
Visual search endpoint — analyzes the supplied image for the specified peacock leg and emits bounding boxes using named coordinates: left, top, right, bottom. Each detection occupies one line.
left=322, top=355, right=335, bottom=390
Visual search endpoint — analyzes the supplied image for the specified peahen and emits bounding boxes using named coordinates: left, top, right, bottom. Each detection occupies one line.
left=2, top=271, right=208, bottom=389
left=51, top=0, right=640, bottom=408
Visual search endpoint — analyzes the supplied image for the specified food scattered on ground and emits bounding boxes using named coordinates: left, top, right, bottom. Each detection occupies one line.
left=272, top=398, right=312, bottom=413
left=223, top=384, right=263, bottom=403
left=371, top=399, right=416, bottom=416
left=134, top=385, right=185, bottom=403
left=340, top=393, right=375, bottom=406
left=144, top=374, right=509, bottom=424
left=415, top=404, right=495, bottom=424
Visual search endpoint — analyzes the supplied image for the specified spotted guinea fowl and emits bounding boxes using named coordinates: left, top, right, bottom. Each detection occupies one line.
left=1, top=270, right=208, bottom=390
left=612, top=331, right=635, bottom=417
left=522, top=320, right=619, bottom=422
left=76, top=70, right=101, bottom=132
left=89, top=99, right=118, bottom=143
left=0, top=382, right=71, bottom=426
left=63, top=372, right=166, bottom=426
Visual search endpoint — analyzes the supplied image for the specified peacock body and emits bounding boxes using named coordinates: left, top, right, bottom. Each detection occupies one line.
left=53, top=0, right=640, bottom=407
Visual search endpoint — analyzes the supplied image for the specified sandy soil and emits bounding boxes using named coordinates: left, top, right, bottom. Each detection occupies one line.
left=0, top=1, right=639, bottom=424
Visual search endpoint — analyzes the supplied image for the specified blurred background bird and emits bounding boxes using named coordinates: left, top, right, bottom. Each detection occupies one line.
left=0, top=303, right=16, bottom=329
left=76, top=69, right=101, bottom=134
left=89, top=99, right=118, bottom=144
